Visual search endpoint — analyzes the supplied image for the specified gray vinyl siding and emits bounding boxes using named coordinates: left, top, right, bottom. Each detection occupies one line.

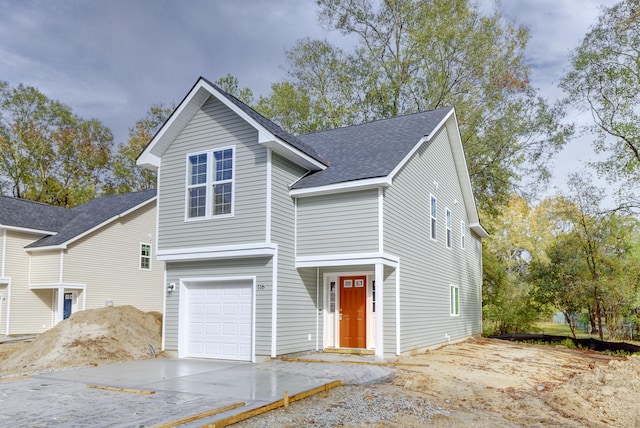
left=164, top=258, right=273, bottom=356
left=157, top=95, right=267, bottom=251
left=271, top=153, right=321, bottom=355
left=382, top=265, right=397, bottom=356
left=384, top=127, right=482, bottom=353
left=297, top=190, right=379, bottom=257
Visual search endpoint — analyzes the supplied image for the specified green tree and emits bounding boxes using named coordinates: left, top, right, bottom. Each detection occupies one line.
left=214, top=74, right=254, bottom=105
left=107, top=103, right=173, bottom=194
left=258, top=0, right=572, bottom=210
left=0, top=82, right=112, bottom=206
left=560, top=0, right=640, bottom=208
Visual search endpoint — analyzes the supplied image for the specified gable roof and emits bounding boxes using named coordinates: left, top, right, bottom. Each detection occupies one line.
left=0, top=196, right=77, bottom=234
left=293, top=108, right=453, bottom=189
left=137, top=77, right=327, bottom=172
left=0, top=190, right=157, bottom=250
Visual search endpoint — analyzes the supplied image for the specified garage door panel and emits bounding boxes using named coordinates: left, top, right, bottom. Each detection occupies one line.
left=185, top=282, right=252, bottom=361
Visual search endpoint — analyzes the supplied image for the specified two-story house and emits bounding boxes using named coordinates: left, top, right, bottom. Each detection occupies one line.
left=0, top=190, right=163, bottom=335
left=138, top=77, right=487, bottom=362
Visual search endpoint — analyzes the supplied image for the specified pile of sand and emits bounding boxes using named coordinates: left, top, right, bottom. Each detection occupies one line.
left=545, top=355, right=640, bottom=426
left=0, top=305, right=162, bottom=376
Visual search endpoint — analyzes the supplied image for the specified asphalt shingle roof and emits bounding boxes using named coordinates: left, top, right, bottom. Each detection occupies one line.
left=0, top=190, right=156, bottom=249
left=200, top=77, right=326, bottom=166
left=292, top=107, right=453, bottom=189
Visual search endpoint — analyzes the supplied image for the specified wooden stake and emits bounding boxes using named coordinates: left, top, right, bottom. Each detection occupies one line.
left=283, top=391, right=289, bottom=409
left=86, top=384, right=155, bottom=395
left=154, top=402, right=245, bottom=428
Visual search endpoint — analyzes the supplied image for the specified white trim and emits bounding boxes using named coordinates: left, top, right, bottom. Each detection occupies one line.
left=461, top=220, right=466, bottom=250
left=59, top=250, right=64, bottom=282
left=157, top=242, right=277, bottom=262
left=184, top=146, right=236, bottom=221
left=395, top=263, right=401, bottom=356
left=296, top=252, right=399, bottom=268
left=378, top=187, right=384, bottom=253
left=289, top=177, right=391, bottom=198
left=0, top=224, right=58, bottom=235
left=4, top=278, right=10, bottom=335
left=450, top=284, right=460, bottom=317
left=162, top=268, right=167, bottom=352
left=25, top=197, right=157, bottom=251
left=271, top=250, right=278, bottom=358
left=470, top=222, right=489, bottom=238
left=137, top=78, right=326, bottom=172
left=29, top=283, right=86, bottom=290
left=140, top=242, right=152, bottom=271
left=316, top=267, right=320, bottom=351
left=178, top=276, right=256, bottom=362
left=294, top=197, right=298, bottom=258
left=445, top=207, right=452, bottom=249
left=0, top=277, right=9, bottom=284
left=266, top=148, right=272, bottom=243
left=430, top=194, right=437, bottom=242
left=375, top=263, right=384, bottom=359
left=1, top=229, right=6, bottom=277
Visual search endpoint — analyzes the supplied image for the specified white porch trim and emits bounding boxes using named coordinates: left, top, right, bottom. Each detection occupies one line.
left=296, top=252, right=399, bottom=269
left=157, top=242, right=277, bottom=262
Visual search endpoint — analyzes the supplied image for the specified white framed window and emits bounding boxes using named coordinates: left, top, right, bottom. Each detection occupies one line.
left=445, top=208, right=452, bottom=248
left=450, top=285, right=459, bottom=316
left=186, top=146, right=235, bottom=220
left=461, top=221, right=466, bottom=250
left=140, top=243, right=151, bottom=270
left=430, top=194, right=437, bottom=241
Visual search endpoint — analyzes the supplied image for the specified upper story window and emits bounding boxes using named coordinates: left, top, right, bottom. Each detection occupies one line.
left=446, top=208, right=452, bottom=248
left=461, top=221, right=466, bottom=250
left=430, top=194, right=437, bottom=241
left=186, top=147, right=234, bottom=220
left=140, top=243, right=151, bottom=270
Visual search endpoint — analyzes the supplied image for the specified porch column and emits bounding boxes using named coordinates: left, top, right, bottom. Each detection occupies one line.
left=374, top=263, right=384, bottom=360
left=55, top=287, right=64, bottom=325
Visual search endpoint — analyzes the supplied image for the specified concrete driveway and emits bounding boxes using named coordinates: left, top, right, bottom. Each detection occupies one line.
left=0, top=357, right=393, bottom=427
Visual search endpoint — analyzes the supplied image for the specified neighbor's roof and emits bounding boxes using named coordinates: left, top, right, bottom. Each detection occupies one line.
left=0, top=196, right=77, bottom=233
left=0, top=190, right=156, bottom=250
left=293, top=108, right=453, bottom=189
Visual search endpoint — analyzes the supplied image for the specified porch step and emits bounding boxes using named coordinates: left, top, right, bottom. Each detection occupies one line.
left=323, top=348, right=375, bottom=356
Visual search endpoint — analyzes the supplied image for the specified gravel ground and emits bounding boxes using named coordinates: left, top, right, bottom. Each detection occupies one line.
left=233, top=375, right=449, bottom=427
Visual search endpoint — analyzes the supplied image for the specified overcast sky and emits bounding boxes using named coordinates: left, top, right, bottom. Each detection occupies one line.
left=0, top=0, right=607, bottom=195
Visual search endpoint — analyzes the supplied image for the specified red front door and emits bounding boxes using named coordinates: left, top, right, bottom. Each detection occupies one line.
left=340, top=276, right=366, bottom=348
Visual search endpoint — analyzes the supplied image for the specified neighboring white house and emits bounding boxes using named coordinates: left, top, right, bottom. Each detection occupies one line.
left=138, top=77, right=488, bottom=362
left=0, top=190, right=163, bottom=335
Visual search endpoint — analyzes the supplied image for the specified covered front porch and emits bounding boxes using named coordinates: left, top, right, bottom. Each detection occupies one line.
left=29, top=283, right=86, bottom=325
left=296, top=253, right=399, bottom=360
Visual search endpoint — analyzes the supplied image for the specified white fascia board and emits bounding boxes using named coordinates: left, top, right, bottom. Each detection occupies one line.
left=200, top=80, right=325, bottom=171
left=259, top=133, right=326, bottom=171
left=296, top=252, right=399, bottom=268
left=26, top=197, right=157, bottom=253
left=470, top=222, right=490, bottom=238
left=136, top=152, right=161, bottom=171
left=158, top=242, right=277, bottom=262
left=290, top=177, right=391, bottom=198
left=0, top=277, right=9, bottom=284
left=387, top=108, right=455, bottom=182
left=1, top=224, right=57, bottom=236
left=29, top=283, right=86, bottom=290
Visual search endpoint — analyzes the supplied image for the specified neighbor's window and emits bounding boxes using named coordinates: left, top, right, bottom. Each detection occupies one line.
left=186, top=147, right=234, bottom=219
left=450, top=285, right=459, bottom=316
left=140, top=243, right=151, bottom=270
left=446, top=208, right=452, bottom=248
left=461, top=221, right=466, bottom=250
left=430, top=194, right=437, bottom=240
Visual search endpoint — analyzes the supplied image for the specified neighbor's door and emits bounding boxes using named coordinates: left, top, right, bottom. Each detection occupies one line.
left=63, top=293, right=73, bottom=320
left=340, top=276, right=366, bottom=348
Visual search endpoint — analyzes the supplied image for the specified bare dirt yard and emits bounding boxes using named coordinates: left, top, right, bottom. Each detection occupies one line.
left=1, top=309, right=639, bottom=427
left=237, top=338, right=640, bottom=427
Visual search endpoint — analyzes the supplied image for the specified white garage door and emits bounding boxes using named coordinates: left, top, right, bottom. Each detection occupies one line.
left=186, top=282, right=252, bottom=361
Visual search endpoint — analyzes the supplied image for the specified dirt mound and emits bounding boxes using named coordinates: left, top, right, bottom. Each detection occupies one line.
left=0, top=306, right=162, bottom=376
left=545, top=355, right=640, bottom=427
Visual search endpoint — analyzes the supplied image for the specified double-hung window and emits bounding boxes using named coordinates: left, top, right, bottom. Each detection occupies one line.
left=461, top=221, right=466, bottom=250
left=140, top=243, right=151, bottom=270
left=186, top=147, right=234, bottom=219
left=430, top=194, right=437, bottom=241
left=450, top=285, right=459, bottom=316
left=445, top=208, right=452, bottom=248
